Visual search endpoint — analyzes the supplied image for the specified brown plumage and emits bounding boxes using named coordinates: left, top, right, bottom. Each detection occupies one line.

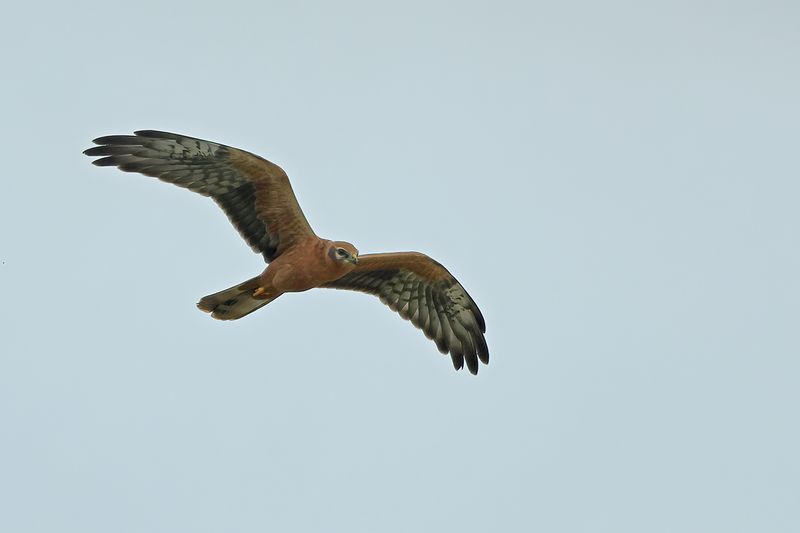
left=84, top=130, right=489, bottom=374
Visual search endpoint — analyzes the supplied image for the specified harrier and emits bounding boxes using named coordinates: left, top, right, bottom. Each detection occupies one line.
left=85, top=131, right=489, bottom=374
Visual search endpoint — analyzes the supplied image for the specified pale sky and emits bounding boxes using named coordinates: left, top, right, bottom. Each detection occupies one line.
left=1, top=1, right=799, bottom=532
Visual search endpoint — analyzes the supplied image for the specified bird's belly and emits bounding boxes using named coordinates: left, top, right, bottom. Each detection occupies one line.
left=267, top=262, right=327, bottom=293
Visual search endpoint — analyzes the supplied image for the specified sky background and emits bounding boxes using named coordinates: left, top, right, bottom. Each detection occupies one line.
left=1, top=1, right=798, bottom=532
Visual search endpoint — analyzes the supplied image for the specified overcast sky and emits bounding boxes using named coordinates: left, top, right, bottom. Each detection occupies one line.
left=1, top=1, right=798, bottom=532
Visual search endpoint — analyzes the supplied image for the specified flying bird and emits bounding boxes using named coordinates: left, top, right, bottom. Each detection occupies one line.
left=84, top=131, right=489, bottom=374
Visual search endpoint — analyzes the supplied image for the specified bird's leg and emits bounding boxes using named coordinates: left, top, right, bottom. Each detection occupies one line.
left=252, top=287, right=267, bottom=298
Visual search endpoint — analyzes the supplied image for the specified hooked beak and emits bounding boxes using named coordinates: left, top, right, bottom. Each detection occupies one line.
left=348, top=255, right=359, bottom=265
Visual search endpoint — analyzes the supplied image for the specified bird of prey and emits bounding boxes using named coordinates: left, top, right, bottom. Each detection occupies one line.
left=84, top=131, right=489, bottom=374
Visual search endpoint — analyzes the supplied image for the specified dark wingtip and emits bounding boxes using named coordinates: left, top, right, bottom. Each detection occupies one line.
left=134, top=130, right=182, bottom=140
left=92, top=135, right=139, bottom=145
left=472, top=302, right=486, bottom=334
left=83, top=146, right=107, bottom=156
left=476, top=334, right=489, bottom=365
left=465, top=353, right=479, bottom=375
left=91, top=156, right=118, bottom=167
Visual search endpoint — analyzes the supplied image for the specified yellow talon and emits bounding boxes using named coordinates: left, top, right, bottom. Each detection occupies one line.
left=253, top=287, right=266, bottom=297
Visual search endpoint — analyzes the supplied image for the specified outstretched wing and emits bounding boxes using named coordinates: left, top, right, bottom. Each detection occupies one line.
left=322, top=252, right=489, bottom=374
left=84, top=130, right=315, bottom=262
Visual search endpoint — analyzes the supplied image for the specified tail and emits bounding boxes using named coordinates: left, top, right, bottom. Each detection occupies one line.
left=197, top=277, right=277, bottom=320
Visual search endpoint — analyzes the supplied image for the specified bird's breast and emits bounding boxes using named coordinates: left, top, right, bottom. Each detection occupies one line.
left=264, top=252, right=347, bottom=293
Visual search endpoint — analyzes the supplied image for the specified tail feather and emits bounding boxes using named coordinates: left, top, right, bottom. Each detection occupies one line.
left=197, top=277, right=275, bottom=320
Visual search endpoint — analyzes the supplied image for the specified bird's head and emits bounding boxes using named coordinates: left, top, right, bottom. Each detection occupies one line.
left=328, top=241, right=359, bottom=266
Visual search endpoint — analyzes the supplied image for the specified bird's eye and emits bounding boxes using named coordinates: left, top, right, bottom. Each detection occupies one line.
left=337, top=248, right=348, bottom=257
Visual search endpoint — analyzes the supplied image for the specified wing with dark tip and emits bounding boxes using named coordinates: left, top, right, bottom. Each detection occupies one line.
left=84, top=130, right=316, bottom=261
left=322, top=252, right=489, bottom=374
